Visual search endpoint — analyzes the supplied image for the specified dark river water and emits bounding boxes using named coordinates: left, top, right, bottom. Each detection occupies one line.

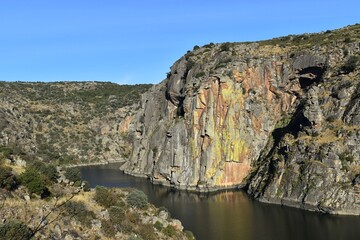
left=79, top=163, right=360, bottom=240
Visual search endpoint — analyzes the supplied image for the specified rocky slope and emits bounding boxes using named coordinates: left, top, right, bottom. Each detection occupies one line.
left=0, top=82, right=151, bottom=165
left=0, top=162, right=193, bottom=240
left=122, top=24, right=360, bottom=214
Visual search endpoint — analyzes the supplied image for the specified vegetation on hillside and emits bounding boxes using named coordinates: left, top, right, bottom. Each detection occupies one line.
left=0, top=160, right=194, bottom=239
left=0, top=81, right=152, bottom=165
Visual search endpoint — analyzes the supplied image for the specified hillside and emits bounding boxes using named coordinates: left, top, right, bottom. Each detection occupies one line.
left=0, top=161, right=193, bottom=239
left=0, top=81, right=151, bottom=165
left=122, top=24, right=360, bottom=215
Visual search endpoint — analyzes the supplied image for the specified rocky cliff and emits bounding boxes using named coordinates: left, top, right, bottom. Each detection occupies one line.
left=122, top=24, right=360, bottom=214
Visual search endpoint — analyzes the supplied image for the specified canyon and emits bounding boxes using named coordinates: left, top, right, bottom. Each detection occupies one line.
left=1, top=24, right=360, bottom=216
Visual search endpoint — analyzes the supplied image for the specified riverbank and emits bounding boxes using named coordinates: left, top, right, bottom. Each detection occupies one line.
left=63, top=159, right=126, bottom=168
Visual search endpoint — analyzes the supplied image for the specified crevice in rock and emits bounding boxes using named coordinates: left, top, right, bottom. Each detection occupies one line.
left=298, top=67, right=325, bottom=89
left=342, top=81, right=360, bottom=123
left=176, top=96, right=185, bottom=118
left=246, top=101, right=310, bottom=196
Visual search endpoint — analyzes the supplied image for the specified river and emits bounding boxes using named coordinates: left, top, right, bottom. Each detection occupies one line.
left=79, top=163, right=360, bottom=240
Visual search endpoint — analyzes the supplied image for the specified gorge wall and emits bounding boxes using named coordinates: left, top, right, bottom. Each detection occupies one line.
left=122, top=25, right=360, bottom=214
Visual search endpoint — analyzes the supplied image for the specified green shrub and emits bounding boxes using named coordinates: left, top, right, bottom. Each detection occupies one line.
left=220, top=42, right=231, bottom=52
left=82, top=180, right=91, bottom=191
left=30, top=161, right=59, bottom=182
left=64, top=168, right=81, bottom=182
left=63, top=201, right=95, bottom=227
left=101, top=220, right=116, bottom=238
left=339, top=152, right=355, bottom=165
left=203, top=42, right=215, bottom=48
left=0, top=220, right=33, bottom=240
left=193, top=45, right=200, bottom=50
left=19, top=168, right=49, bottom=197
left=126, top=190, right=148, bottom=209
left=342, top=55, right=359, bottom=73
left=93, top=186, right=119, bottom=208
left=154, top=221, right=163, bottom=231
left=0, top=146, right=13, bottom=159
left=195, top=72, right=206, bottom=78
left=344, top=37, right=352, bottom=43
left=109, top=206, right=125, bottom=225
left=0, top=165, right=18, bottom=190
left=163, top=225, right=177, bottom=237
left=136, top=224, right=157, bottom=240
left=125, top=211, right=140, bottom=224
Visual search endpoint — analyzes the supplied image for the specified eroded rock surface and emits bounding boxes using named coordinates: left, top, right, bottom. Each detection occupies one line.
left=123, top=25, right=360, bottom=214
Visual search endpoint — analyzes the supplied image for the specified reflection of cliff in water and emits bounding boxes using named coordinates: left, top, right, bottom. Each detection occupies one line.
left=79, top=163, right=360, bottom=240
left=151, top=186, right=251, bottom=204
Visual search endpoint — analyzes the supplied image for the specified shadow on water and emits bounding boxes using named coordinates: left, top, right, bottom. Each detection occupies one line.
left=79, top=163, right=360, bottom=240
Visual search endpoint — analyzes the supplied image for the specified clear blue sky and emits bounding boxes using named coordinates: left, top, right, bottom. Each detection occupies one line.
left=0, top=0, right=359, bottom=84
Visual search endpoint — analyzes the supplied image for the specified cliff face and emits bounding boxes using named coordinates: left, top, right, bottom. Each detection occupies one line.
left=122, top=25, right=360, bottom=214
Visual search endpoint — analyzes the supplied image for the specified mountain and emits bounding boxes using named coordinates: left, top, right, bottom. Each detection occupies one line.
left=0, top=81, right=152, bottom=165
left=121, top=24, right=360, bottom=215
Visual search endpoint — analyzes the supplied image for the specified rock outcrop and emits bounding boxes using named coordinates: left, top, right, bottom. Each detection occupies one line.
left=122, top=25, right=360, bottom=214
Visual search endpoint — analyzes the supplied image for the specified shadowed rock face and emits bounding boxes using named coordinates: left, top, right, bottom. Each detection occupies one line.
left=122, top=26, right=360, bottom=214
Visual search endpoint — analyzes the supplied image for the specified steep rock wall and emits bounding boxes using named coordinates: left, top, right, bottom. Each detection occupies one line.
left=122, top=25, right=360, bottom=214
left=123, top=44, right=322, bottom=189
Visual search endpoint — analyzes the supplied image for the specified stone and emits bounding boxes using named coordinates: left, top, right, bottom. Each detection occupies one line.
left=24, top=195, right=30, bottom=202
left=122, top=32, right=360, bottom=215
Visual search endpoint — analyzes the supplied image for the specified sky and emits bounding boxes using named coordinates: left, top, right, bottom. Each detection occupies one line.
left=0, top=0, right=359, bottom=84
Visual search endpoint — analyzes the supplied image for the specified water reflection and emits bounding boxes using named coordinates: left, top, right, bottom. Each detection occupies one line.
left=80, top=163, right=360, bottom=240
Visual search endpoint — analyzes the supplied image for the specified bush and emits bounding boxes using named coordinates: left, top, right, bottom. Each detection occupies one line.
left=195, top=72, right=206, bottom=78
left=220, top=42, right=231, bottom=52
left=63, top=201, right=95, bottom=227
left=82, top=180, right=91, bottom=192
left=0, top=146, right=13, bottom=159
left=125, top=211, right=140, bottom=224
left=163, top=225, right=177, bottom=237
left=109, top=206, right=125, bottom=225
left=0, top=221, right=33, bottom=240
left=126, top=190, right=148, bottom=209
left=344, top=37, right=352, bottom=43
left=64, top=168, right=81, bottom=182
left=203, top=42, right=215, bottom=48
left=101, top=220, right=116, bottom=238
left=154, top=221, right=163, bottom=231
left=30, top=161, right=59, bottom=182
left=19, top=168, right=49, bottom=197
left=342, top=55, right=359, bottom=73
left=0, top=165, right=18, bottom=190
left=193, top=45, right=200, bottom=51
left=93, top=186, right=119, bottom=208
left=136, top=224, right=157, bottom=240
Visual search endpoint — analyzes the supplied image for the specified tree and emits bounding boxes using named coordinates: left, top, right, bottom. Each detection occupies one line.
left=30, top=161, right=59, bottom=183
left=0, top=165, right=18, bottom=190
left=19, top=168, right=48, bottom=197
left=0, top=221, right=33, bottom=240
